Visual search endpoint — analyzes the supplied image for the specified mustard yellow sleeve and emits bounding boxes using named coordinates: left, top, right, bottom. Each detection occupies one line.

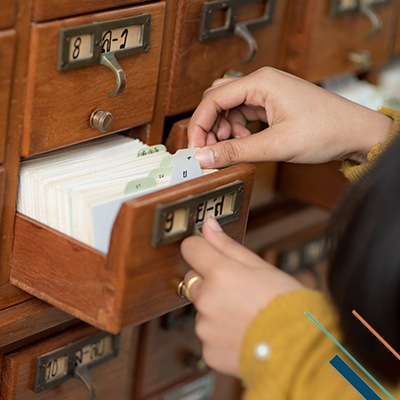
left=342, top=107, right=400, bottom=182
left=240, top=290, right=400, bottom=400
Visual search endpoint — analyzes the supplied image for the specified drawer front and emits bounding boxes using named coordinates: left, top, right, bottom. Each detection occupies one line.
left=393, top=5, right=400, bottom=54
left=0, top=0, right=15, bottom=29
left=1, top=324, right=136, bottom=400
left=32, top=0, right=146, bottom=22
left=134, top=308, right=203, bottom=398
left=22, top=3, right=165, bottom=157
left=166, top=0, right=288, bottom=116
left=0, top=29, right=16, bottom=164
left=285, top=0, right=396, bottom=81
left=0, top=167, right=5, bottom=231
left=11, top=164, right=256, bottom=333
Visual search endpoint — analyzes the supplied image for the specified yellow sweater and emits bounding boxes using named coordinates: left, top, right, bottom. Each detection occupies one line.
left=240, top=107, right=400, bottom=399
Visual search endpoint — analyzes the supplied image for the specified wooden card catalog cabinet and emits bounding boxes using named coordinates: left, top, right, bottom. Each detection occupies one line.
left=1, top=324, right=135, bottom=400
left=11, top=164, right=255, bottom=333
left=0, top=0, right=15, bottom=29
left=0, top=167, right=5, bottom=229
left=0, top=29, right=16, bottom=164
left=284, top=0, right=396, bottom=82
left=32, top=0, right=146, bottom=22
left=166, top=0, right=288, bottom=116
left=21, top=3, right=165, bottom=157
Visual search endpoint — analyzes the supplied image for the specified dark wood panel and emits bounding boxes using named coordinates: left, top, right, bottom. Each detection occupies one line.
left=1, top=325, right=136, bottom=400
left=276, top=161, right=349, bottom=211
left=0, top=30, right=16, bottom=164
left=11, top=164, right=255, bottom=333
left=166, top=0, right=288, bottom=115
left=21, top=3, right=165, bottom=156
left=284, top=0, right=396, bottom=81
left=32, top=0, right=145, bottom=22
left=0, top=0, right=14, bottom=29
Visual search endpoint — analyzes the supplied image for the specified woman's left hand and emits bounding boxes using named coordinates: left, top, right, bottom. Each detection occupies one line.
left=180, top=217, right=305, bottom=378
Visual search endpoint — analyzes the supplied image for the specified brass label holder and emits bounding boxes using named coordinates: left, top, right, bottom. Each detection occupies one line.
left=198, top=0, right=276, bottom=63
left=151, top=181, right=244, bottom=248
left=57, top=14, right=151, bottom=97
left=34, top=332, right=120, bottom=394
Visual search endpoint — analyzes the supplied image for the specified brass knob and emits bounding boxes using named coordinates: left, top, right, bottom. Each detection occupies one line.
left=90, top=109, right=114, bottom=133
left=185, top=353, right=209, bottom=373
left=348, top=50, right=372, bottom=72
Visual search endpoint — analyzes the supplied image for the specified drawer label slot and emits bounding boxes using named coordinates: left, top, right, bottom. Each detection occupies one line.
left=151, top=181, right=243, bottom=248
left=34, top=332, right=120, bottom=393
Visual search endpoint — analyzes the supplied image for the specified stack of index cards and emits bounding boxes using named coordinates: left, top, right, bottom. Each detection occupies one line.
left=18, top=134, right=216, bottom=253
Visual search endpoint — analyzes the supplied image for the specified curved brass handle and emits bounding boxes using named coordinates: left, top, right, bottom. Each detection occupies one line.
left=74, top=367, right=97, bottom=400
left=359, top=1, right=382, bottom=39
left=234, top=23, right=258, bottom=64
left=100, top=53, right=126, bottom=97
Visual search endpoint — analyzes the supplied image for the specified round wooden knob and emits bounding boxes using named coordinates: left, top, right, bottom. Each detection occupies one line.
left=90, top=109, right=114, bottom=133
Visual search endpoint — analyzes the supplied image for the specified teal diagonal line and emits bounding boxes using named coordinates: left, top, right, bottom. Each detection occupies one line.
left=305, top=312, right=395, bottom=400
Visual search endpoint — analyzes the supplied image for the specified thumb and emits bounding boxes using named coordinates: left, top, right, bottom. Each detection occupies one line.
left=194, top=127, right=286, bottom=168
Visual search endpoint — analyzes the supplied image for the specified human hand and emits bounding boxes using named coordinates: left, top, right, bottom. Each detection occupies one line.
left=180, top=217, right=304, bottom=378
left=188, top=67, right=393, bottom=168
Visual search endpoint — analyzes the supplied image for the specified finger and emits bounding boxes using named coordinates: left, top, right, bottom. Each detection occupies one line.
left=206, top=132, right=217, bottom=145
left=184, top=269, right=204, bottom=302
left=225, top=108, right=250, bottom=138
left=181, top=235, right=241, bottom=278
left=216, top=115, right=232, bottom=140
left=202, top=217, right=266, bottom=268
left=188, top=77, right=258, bottom=148
left=194, top=123, right=294, bottom=168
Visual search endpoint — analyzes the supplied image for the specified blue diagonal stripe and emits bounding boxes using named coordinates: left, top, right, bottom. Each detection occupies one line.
left=305, top=312, right=395, bottom=400
left=330, top=355, right=382, bottom=400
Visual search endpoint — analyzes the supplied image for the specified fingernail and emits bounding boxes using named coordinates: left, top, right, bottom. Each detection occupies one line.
left=195, top=149, right=214, bottom=168
left=217, top=128, right=222, bottom=140
left=208, top=217, right=222, bottom=232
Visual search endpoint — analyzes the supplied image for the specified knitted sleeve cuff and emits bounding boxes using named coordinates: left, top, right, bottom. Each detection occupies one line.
left=240, top=289, right=341, bottom=396
left=341, top=107, right=400, bottom=182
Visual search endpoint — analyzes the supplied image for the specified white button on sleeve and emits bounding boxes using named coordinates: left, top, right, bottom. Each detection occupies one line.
left=254, top=342, right=271, bottom=360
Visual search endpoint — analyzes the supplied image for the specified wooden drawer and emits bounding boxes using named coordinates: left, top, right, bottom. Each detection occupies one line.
left=276, top=161, right=349, bottom=211
left=284, top=0, right=397, bottom=81
left=32, top=0, right=146, bottom=23
left=1, top=324, right=136, bottom=399
left=166, top=0, right=288, bottom=116
left=0, top=0, right=15, bottom=29
left=0, top=167, right=4, bottom=230
left=11, top=164, right=255, bottom=334
left=0, top=29, right=16, bottom=164
left=21, top=3, right=165, bottom=157
left=134, top=308, right=203, bottom=398
left=393, top=1, right=400, bottom=54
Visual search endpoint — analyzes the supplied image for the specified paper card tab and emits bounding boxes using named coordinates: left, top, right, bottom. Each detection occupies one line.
left=169, top=159, right=202, bottom=186
left=159, top=155, right=174, bottom=168
left=124, top=177, right=156, bottom=195
left=137, top=144, right=167, bottom=157
left=170, top=148, right=200, bottom=165
left=148, top=166, right=174, bottom=181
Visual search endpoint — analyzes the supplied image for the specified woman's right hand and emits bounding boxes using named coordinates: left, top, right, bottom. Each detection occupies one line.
left=188, top=67, right=393, bottom=168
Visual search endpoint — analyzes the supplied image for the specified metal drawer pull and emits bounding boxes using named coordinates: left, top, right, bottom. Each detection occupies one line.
left=74, top=366, right=97, bottom=400
left=360, top=0, right=382, bottom=39
left=100, top=53, right=126, bottom=97
left=199, top=0, right=276, bottom=64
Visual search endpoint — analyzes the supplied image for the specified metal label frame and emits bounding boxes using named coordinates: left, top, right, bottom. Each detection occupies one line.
left=151, top=181, right=244, bottom=248
left=198, top=0, right=276, bottom=41
left=57, top=14, right=151, bottom=72
left=34, top=332, right=120, bottom=393
left=330, top=0, right=391, bottom=17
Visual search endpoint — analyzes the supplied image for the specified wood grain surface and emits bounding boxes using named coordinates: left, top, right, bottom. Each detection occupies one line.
left=0, top=0, right=14, bottom=29
left=11, top=164, right=255, bottom=333
left=22, top=3, right=165, bottom=156
left=0, top=284, right=32, bottom=311
left=393, top=0, right=400, bottom=55
left=0, top=30, right=16, bottom=164
left=276, top=161, right=349, bottom=211
left=166, top=0, right=288, bottom=115
left=0, top=168, right=4, bottom=231
left=284, top=0, right=397, bottom=81
left=32, top=0, right=145, bottom=22
left=1, top=325, right=137, bottom=400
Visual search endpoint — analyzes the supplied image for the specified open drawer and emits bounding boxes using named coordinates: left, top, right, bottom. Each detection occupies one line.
left=11, top=164, right=255, bottom=334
